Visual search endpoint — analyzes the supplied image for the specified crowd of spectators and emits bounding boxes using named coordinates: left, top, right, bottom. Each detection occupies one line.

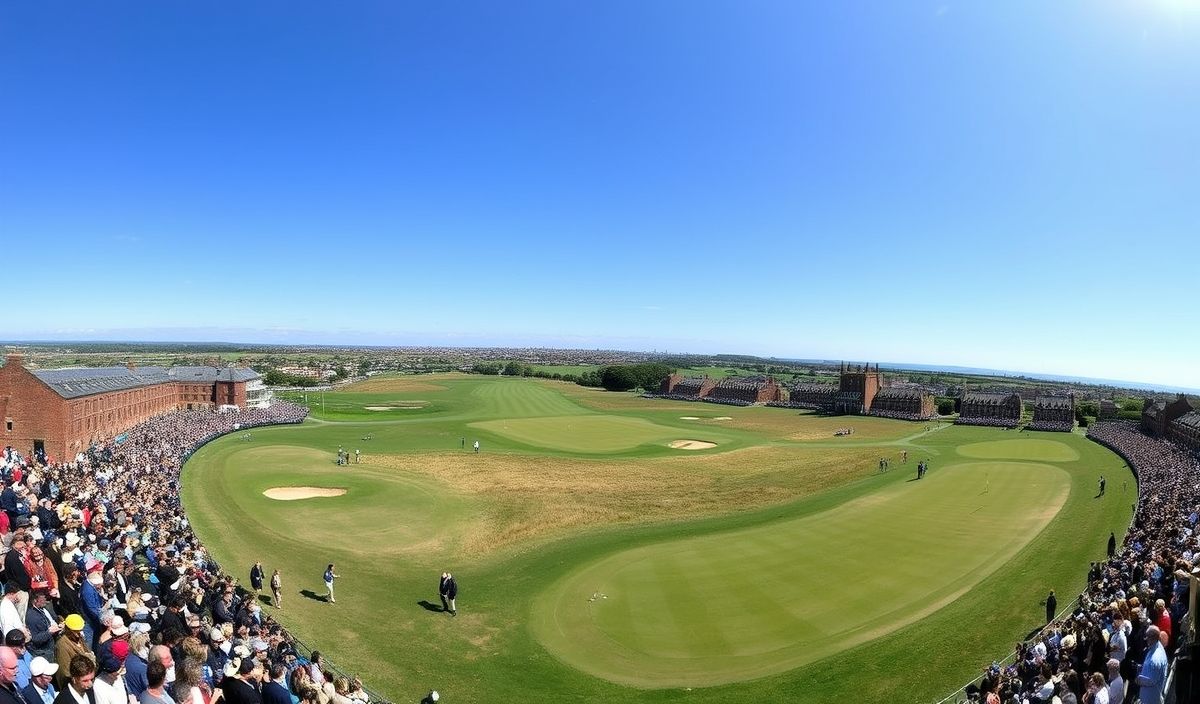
left=700, top=397, right=753, bottom=407
left=0, top=400, right=400, bottom=704
left=956, top=417, right=1021, bottom=429
left=1026, top=420, right=1076, bottom=433
left=868, top=408, right=937, bottom=422
left=954, top=421, right=1200, bottom=703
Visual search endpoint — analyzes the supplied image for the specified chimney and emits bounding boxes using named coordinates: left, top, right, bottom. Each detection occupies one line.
left=4, top=351, right=24, bottom=367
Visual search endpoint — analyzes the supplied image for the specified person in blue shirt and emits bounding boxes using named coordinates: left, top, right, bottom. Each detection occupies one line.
left=1136, top=625, right=1169, bottom=704
left=323, top=565, right=339, bottom=604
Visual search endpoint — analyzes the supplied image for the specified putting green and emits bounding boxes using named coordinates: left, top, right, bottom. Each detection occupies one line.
left=958, top=438, right=1080, bottom=462
left=531, top=461, right=1071, bottom=688
left=470, top=414, right=716, bottom=453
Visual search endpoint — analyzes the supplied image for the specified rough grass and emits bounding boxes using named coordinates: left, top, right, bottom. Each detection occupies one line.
left=373, top=445, right=885, bottom=557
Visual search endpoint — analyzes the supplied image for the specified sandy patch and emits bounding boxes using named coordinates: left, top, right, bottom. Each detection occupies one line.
left=262, top=487, right=347, bottom=501
left=364, top=405, right=424, bottom=411
left=679, top=416, right=701, bottom=420
left=713, top=416, right=732, bottom=420
left=668, top=440, right=717, bottom=450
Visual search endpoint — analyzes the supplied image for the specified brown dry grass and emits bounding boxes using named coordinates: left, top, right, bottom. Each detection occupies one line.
left=374, top=445, right=883, bottom=557
left=341, top=376, right=450, bottom=393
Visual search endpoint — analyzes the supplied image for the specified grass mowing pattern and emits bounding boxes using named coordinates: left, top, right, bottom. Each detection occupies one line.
left=184, top=376, right=1133, bottom=704
left=533, top=461, right=1069, bottom=687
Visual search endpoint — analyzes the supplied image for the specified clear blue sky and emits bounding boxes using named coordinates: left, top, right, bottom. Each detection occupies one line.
left=2, top=2, right=1197, bottom=388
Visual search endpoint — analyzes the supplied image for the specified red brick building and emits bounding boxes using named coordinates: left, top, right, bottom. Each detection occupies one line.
left=834, top=363, right=882, bottom=415
left=0, top=353, right=266, bottom=461
left=708, top=376, right=782, bottom=404
left=1169, top=411, right=1200, bottom=454
left=1142, top=394, right=1193, bottom=438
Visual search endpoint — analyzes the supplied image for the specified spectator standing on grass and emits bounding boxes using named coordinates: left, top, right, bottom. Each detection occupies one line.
left=1107, top=531, right=1117, bottom=559
left=444, top=574, right=457, bottom=617
left=270, top=571, right=281, bottom=610
left=1043, top=590, right=1057, bottom=624
left=438, top=573, right=451, bottom=613
left=323, top=566, right=338, bottom=604
left=472, top=441, right=479, bottom=454
left=250, top=563, right=264, bottom=601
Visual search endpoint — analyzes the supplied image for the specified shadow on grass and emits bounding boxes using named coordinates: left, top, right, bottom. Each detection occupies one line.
left=299, top=589, right=328, bottom=603
left=417, top=600, right=445, bottom=613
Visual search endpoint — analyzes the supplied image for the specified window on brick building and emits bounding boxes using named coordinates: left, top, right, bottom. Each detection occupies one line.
left=5, top=419, right=11, bottom=432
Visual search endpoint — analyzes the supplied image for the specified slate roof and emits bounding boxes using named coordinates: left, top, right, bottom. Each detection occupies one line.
left=1035, top=396, right=1075, bottom=410
left=963, top=392, right=1020, bottom=404
left=876, top=388, right=929, bottom=400
left=1174, top=411, right=1200, bottom=431
left=31, top=365, right=259, bottom=399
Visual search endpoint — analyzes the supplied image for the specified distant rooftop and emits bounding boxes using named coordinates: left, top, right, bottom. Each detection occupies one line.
left=30, top=365, right=258, bottom=399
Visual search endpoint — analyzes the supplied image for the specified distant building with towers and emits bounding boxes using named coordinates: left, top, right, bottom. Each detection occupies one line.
left=833, top=362, right=881, bottom=415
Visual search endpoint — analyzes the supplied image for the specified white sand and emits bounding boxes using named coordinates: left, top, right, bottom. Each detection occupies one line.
left=679, top=416, right=701, bottom=420
left=262, top=487, right=347, bottom=500
left=668, top=440, right=717, bottom=450
left=364, top=405, right=423, bottom=411
left=713, top=416, right=732, bottom=420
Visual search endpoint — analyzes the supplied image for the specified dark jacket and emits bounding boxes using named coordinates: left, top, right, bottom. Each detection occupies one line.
left=221, top=678, right=262, bottom=704
left=261, top=681, right=291, bottom=704
left=4, top=549, right=32, bottom=591
left=25, top=602, right=60, bottom=660
left=23, top=682, right=55, bottom=704
left=53, top=685, right=98, bottom=704
left=445, top=577, right=458, bottom=600
left=0, top=682, right=28, bottom=704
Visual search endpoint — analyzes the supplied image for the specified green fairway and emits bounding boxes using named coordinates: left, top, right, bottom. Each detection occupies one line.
left=957, top=437, right=1081, bottom=462
left=181, top=375, right=1135, bottom=704
left=470, top=414, right=724, bottom=453
left=532, top=461, right=1069, bottom=687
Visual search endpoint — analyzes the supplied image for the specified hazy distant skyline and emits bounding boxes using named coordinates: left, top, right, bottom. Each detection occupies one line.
left=3, top=3, right=1198, bottom=389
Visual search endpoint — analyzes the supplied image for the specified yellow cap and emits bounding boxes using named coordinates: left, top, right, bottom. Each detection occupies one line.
left=64, top=614, right=85, bottom=631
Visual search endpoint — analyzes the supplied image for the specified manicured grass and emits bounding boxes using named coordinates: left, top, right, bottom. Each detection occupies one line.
left=533, top=461, right=1069, bottom=688
left=470, top=414, right=728, bottom=453
left=182, top=377, right=1133, bottom=704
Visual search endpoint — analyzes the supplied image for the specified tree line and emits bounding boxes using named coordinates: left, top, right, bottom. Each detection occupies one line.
left=468, top=361, right=672, bottom=392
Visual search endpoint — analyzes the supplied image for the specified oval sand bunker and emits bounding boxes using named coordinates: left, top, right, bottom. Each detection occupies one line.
left=679, top=416, right=701, bottom=420
left=668, top=440, right=717, bottom=450
left=263, top=487, right=347, bottom=501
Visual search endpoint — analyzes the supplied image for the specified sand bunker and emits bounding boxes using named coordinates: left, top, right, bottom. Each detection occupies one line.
left=713, top=416, right=732, bottom=420
left=679, top=416, right=701, bottom=420
left=364, top=405, right=424, bottom=411
left=668, top=440, right=717, bottom=450
left=262, top=487, right=347, bottom=501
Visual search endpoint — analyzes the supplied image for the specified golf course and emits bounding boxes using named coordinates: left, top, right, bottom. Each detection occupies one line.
left=180, top=374, right=1133, bottom=704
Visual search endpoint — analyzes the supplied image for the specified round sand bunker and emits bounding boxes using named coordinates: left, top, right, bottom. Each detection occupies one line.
left=262, top=487, right=347, bottom=501
left=668, top=440, right=717, bottom=450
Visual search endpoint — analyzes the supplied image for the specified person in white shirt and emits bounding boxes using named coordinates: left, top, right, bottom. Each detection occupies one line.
left=1106, top=658, right=1125, bottom=704
left=0, top=586, right=27, bottom=642
left=1108, top=616, right=1128, bottom=662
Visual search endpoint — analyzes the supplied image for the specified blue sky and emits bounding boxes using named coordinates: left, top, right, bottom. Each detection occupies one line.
left=2, top=2, right=1197, bottom=388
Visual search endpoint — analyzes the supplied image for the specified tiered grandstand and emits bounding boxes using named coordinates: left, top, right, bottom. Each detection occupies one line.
left=704, top=376, right=782, bottom=406
left=868, top=387, right=936, bottom=421
left=780, top=382, right=837, bottom=410
left=1026, top=394, right=1075, bottom=432
left=956, top=391, right=1022, bottom=428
